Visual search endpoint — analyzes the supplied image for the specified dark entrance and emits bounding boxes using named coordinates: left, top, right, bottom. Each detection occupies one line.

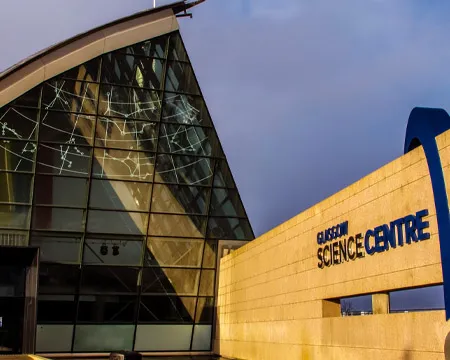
left=0, top=247, right=39, bottom=354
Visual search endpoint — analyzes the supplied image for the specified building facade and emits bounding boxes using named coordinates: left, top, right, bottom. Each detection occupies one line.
left=0, top=1, right=253, bottom=355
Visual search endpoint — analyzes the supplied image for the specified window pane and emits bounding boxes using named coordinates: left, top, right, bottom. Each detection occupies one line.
left=210, top=188, right=246, bottom=217
left=0, top=140, right=36, bottom=172
left=83, top=238, right=143, bottom=266
left=151, top=184, right=209, bottom=215
left=30, top=235, right=81, bottom=263
left=134, top=324, right=192, bottom=351
left=158, top=123, right=219, bottom=157
left=92, top=148, right=154, bottom=182
left=340, top=295, right=373, bottom=316
left=162, top=93, right=211, bottom=126
left=192, top=325, right=212, bottom=351
left=0, top=204, right=30, bottom=229
left=195, top=298, right=214, bottom=323
left=32, top=207, right=84, bottom=232
left=78, top=295, right=136, bottom=322
left=37, top=294, right=76, bottom=322
left=165, top=61, right=200, bottom=95
left=42, top=80, right=98, bottom=114
left=202, top=240, right=217, bottom=269
left=10, top=86, right=41, bottom=108
left=120, top=35, right=167, bottom=58
left=148, top=214, right=206, bottom=238
left=138, top=296, right=195, bottom=322
left=34, top=176, right=88, bottom=207
left=89, top=179, right=151, bottom=212
left=73, top=325, right=134, bottom=352
left=199, top=270, right=214, bottom=297
left=98, top=85, right=161, bottom=121
left=207, top=217, right=253, bottom=240
left=38, top=264, right=79, bottom=294
left=0, top=173, right=33, bottom=204
left=142, top=268, right=200, bottom=296
left=36, top=324, right=73, bottom=353
left=95, top=117, right=158, bottom=151
left=80, top=266, right=139, bottom=294
left=39, top=111, right=95, bottom=146
left=0, top=266, right=25, bottom=296
left=102, top=53, right=164, bottom=90
left=0, top=107, right=38, bottom=140
left=87, top=210, right=148, bottom=235
left=145, top=237, right=204, bottom=268
left=389, top=285, right=445, bottom=312
left=36, top=144, right=91, bottom=177
left=213, top=160, right=235, bottom=188
left=168, top=33, right=188, bottom=62
left=58, top=58, right=100, bottom=82
left=155, top=154, right=213, bottom=185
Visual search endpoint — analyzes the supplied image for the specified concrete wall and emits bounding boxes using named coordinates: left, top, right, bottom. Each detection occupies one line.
left=215, top=129, right=450, bottom=359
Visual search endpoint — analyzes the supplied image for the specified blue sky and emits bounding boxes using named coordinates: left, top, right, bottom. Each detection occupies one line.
left=2, top=0, right=450, bottom=237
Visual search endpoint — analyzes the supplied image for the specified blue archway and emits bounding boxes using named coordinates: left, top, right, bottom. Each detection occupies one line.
left=404, top=107, right=450, bottom=320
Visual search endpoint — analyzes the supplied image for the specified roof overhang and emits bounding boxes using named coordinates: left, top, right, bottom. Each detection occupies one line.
left=0, top=1, right=195, bottom=107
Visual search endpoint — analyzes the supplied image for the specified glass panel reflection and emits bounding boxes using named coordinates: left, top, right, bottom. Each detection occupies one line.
left=195, top=297, right=214, bottom=323
left=148, top=214, right=206, bottom=238
left=168, top=33, right=188, bottom=62
left=32, top=207, right=84, bottom=232
left=213, top=160, right=236, bottom=188
left=42, top=80, right=98, bottom=114
left=138, top=296, right=195, bottom=322
left=102, top=53, right=164, bottom=90
left=165, top=61, right=200, bottom=95
left=39, top=111, right=95, bottom=146
left=151, top=184, right=209, bottom=215
left=95, top=117, right=158, bottom=151
left=145, top=237, right=204, bottom=268
left=207, top=217, right=253, bottom=240
left=34, top=176, right=88, bottom=207
left=80, top=266, right=139, bottom=294
left=0, top=140, right=36, bottom=172
left=98, top=85, right=161, bottom=121
left=10, top=86, right=41, bottom=108
left=30, top=234, right=82, bottom=263
left=155, top=154, right=213, bottom=186
left=198, top=270, right=214, bottom=296
left=78, top=295, right=136, bottom=322
left=162, top=93, right=211, bottom=126
left=83, top=237, right=143, bottom=266
left=92, top=148, right=154, bottom=182
left=120, top=35, right=168, bottom=58
left=38, top=264, right=79, bottom=294
left=36, top=144, right=91, bottom=177
left=0, top=107, right=38, bottom=140
left=142, top=268, right=200, bottom=296
left=202, top=240, right=217, bottom=269
left=0, top=173, right=33, bottom=204
left=210, top=188, right=246, bottom=217
left=59, top=58, right=100, bottom=82
left=87, top=210, right=148, bottom=235
left=0, top=204, right=30, bottom=229
left=90, top=179, right=151, bottom=212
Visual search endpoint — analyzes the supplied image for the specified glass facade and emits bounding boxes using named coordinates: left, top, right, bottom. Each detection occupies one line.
left=0, top=31, right=254, bottom=353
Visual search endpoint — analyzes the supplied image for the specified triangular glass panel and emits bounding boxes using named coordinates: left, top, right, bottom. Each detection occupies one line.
left=168, top=32, right=189, bottom=62
left=162, top=92, right=212, bottom=126
left=207, top=217, right=253, bottom=240
left=119, top=34, right=169, bottom=59
left=210, top=188, right=247, bottom=217
left=165, top=61, right=200, bottom=95
left=213, top=160, right=236, bottom=188
left=58, top=57, right=101, bottom=82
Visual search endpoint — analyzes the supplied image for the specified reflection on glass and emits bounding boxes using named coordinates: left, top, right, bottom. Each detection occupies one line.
left=0, top=173, right=33, bottom=204
left=36, top=144, right=91, bottom=177
left=165, top=62, right=200, bottom=95
left=121, top=35, right=168, bottom=58
left=59, top=58, right=100, bottom=82
left=32, top=207, right=84, bottom=232
left=138, top=296, right=195, bottom=322
left=198, top=270, right=214, bottom=297
left=102, top=53, right=164, bottom=90
left=142, top=268, right=200, bottom=296
left=98, top=85, right=161, bottom=121
left=162, top=93, right=211, bottom=126
left=210, top=188, right=246, bottom=217
left=10, top=86, right=41, bottom=108
left=148, top=214, right=206, bottom=238
left=78, top=295, right=136, bottom=322
left=0, top=140, right=36, bottom=172
left=168, top=33, right=188, bottom=62
left=38, top=264, right=79, bottom=294
left=83, top=238, right=143, bottom=266
left=155, top=154, right=213, bottom=186
left=207, top=217, right=253, bottom=240
left=90, top=179, right=151, bottom=212
left=151, top=184, right=209, bottom=215
left=202, top=240, right=217, bottom=269
left=0, top=107, right=38, bottom=140
left=42, top=80, right=98, bottom=114
left=145, top=237, right=204, bottom=268
left=39, top=111, right=95, bottom=146
left=213, top=160, right=235, bottom=188
left=87, top=210, right=148, bottom=235
left=195, top=298, right=214, bottom=323
left=80, top=266, right=139, bottom=294
left=34, top=176, right=88, bottom=207
left=95, top=117, right=158, bottom=151
left=92, top=148, right=154, bottom=182
left=0, top=205, right=30, bottom=229
left=30, top=235, right=82, bottom=263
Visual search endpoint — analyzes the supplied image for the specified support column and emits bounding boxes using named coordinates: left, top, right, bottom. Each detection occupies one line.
left=372, top=293, right=389, bottom=314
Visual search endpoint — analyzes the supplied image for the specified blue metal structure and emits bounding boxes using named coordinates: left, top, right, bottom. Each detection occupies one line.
left=404, top=107, right=450, bottom=320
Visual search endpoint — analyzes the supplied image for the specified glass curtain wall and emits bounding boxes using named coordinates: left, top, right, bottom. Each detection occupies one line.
left=0, top=31, right=254, bottom=353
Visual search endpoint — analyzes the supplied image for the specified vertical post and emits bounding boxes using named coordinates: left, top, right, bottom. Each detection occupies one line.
left=372, top=293, right=389, bottom=315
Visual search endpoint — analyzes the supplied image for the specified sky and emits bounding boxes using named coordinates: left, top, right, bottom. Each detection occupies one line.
left=2, top=0, right=450, bottom=238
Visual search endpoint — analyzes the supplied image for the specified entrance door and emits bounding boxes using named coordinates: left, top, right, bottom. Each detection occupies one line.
left=0, top=247, right=39, bottom=354
left=0, top=265, right=26, bottom=353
